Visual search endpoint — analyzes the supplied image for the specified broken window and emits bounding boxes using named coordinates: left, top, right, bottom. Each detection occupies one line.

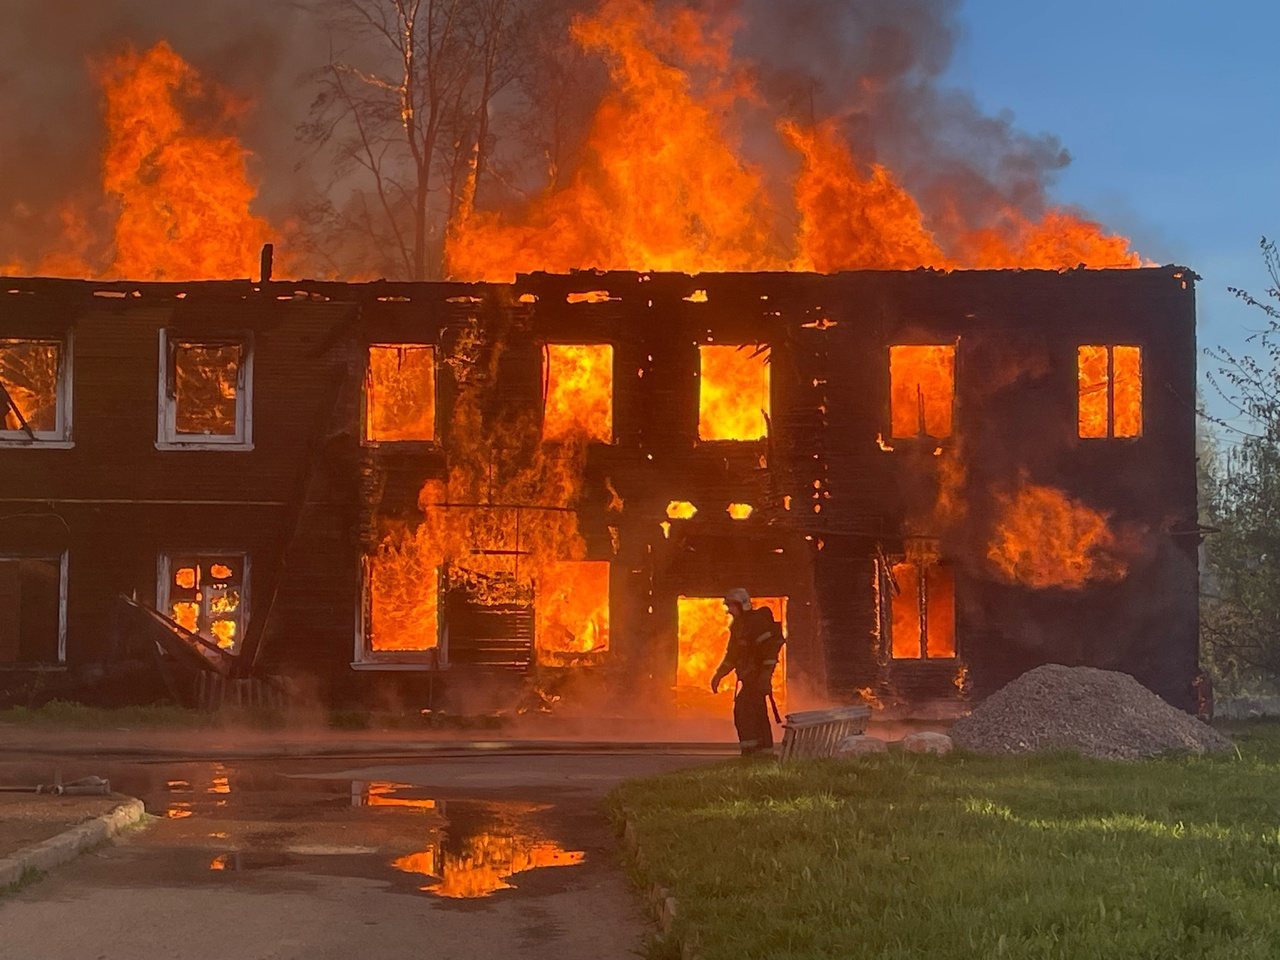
left=0, top=338, right=70, bottom=444
left=361, top=552, right=440, bottom=660
left=365, top=344, right=436, bottom=442
left=160, top=555, right=247, bottom=653
left=888, top=557, right=955, bottom=660
left=536, top=560, right=609, bottom=664
left=158, top=332, right=251, bottom=446
left=542, top=344, right=613, bottom=443
left=0, top=555, right=66, bottom=664
left=698, top=344, right=770, bottom=441
left=1078, top=345, right=1142, bottom=439
left=889, top=344, right=956, bottom=439
left=675, top=595, right=787, bottom=713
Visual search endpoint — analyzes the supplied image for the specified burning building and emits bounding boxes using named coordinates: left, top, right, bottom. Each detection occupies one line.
left=0, top=264, right=1200, bottom=714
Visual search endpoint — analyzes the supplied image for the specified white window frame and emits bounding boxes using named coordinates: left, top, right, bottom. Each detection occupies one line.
left=156, top=551, right=250, bottom=656
left=361, top=342, right=438, bottom=446
left=0, top=551, right=68, bottom=666
left=0, top=334, right=74, bottom=448
left=157, top=329, right=253, bottom=450
left=352, top=555, right=446, bottom=670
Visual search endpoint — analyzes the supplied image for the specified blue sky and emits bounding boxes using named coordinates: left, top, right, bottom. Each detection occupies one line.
left=947, top=1, right=1280, bottom=421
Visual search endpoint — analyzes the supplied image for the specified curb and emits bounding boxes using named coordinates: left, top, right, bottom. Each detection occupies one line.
left=620, top=813, right=702, bottom=960
left=0, top=796, right=147, bottom=889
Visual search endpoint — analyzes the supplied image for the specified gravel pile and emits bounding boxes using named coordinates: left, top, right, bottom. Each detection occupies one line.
left=949, top=664, right=1233, bottom=760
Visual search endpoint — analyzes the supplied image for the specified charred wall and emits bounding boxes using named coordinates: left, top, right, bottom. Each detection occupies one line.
left=0, top=267, right=1199, bottom=712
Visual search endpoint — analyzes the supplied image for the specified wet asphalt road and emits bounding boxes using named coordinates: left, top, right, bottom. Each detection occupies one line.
left=0, top=752, right=713, bottom=960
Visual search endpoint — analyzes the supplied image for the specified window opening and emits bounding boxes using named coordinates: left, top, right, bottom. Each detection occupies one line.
left=542, top=344, right=613, bottom=443
left=888, top=544, right=955, bottom=659
left=1078, top=344, right=1142, bottom=439
left=0, top=338, right=70, bottom=443
left=697, top=344, right=770, bottom=441
left=889, top=344, right=955, bottom=440
left=162, top=555, right=247, bottom=653
left=365, top=344, right=436, bottom=442
left=159, top=332, right=250, bottom=446
left=0, top=555, right=65, bottom=664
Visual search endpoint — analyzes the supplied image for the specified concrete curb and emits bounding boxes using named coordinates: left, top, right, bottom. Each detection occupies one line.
left=0, top=796, right=147, bottom=889
left=619, top=812, right=702, bottom=960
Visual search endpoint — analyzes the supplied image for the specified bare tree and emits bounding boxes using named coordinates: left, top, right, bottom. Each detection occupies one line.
left=300, top=0, right=526, bottom=279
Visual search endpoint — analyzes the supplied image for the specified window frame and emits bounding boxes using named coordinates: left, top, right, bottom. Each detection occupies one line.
left=353, top=555, right=446, bottom=670
left=0, top=334, right=74, bottom=448
left=361, top=342, right=439, bottom=446
left=0, top=551, right=68, bottom=667
left=540, top=341, right=617, bottom=445
left=156, top=329, right=254, bottom=450
left=156, top=551, right=250, bottom=656
left=1076, top=342, right=1143, bottom=441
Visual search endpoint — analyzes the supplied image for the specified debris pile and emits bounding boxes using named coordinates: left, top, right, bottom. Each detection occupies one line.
left=950, top=664, right=1232, bottom=760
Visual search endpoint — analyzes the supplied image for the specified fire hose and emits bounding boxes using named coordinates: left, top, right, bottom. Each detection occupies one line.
left=0, top=776, right=111, bottom=796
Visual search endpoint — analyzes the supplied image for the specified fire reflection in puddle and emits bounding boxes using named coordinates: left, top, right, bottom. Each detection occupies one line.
left=354, top=781, right=586, bottom=899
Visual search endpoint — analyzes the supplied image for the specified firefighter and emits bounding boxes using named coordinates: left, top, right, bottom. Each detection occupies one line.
left=710, top=588, right=784, bottom=756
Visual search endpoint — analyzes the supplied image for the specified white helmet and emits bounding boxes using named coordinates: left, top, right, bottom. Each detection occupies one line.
left=723, top=588, right=752, bottom=609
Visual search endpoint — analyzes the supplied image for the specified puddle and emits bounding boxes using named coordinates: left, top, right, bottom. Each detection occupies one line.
left=355, top=781, right=587, bottom=899
left=145, top=767, right=588, bottom=898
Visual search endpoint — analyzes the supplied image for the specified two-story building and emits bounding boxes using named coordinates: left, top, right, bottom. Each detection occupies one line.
left=0, top=267, right=1200, bottom=713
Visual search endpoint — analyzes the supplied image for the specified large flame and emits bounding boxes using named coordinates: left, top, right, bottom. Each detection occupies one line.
left=543, top=344, right=614, bottom=443
left=698, top=345, right=770, bottom=442
left=446, top=0, right=1139, bottom=280
left=987, top=478, right=1129, bottom=589
left=4, top=42, right=273, bottom=280
left=367, top=326, right=616, bottom=661
left=675, top=596, right=786, bottom=715
left=102, top=42, right=272, bottom=280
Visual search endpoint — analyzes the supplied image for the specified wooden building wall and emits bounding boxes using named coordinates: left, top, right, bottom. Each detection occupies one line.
left=0, top=267, right=1200, bottom=712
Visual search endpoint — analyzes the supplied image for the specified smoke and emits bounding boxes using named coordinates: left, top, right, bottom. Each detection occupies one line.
left=729, top=0, right=1082, bottom=247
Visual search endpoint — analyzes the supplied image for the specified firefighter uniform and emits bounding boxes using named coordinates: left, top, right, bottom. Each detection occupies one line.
left=711, top=591, right=784, bottom=755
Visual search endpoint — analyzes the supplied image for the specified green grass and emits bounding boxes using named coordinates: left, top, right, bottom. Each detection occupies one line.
left=2, top=865, right=44, bottom=896
left=611, top=723, right=1280, bottom=960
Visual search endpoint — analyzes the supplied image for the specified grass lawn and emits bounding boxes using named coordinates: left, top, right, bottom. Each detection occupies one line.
left=610, top=723, right=1280, bottom=960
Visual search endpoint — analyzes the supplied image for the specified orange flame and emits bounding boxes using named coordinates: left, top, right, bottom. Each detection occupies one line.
left=101, top=42, right=273, bottom=280
left=889, top=345, right=956, bottom=439
left=543, top=344, right=613, bottom=443
left=446, top=1, right=1139, bottom=280
left=367, top=330, right=603, bottom=658
left=447, top=0, right=778, bottom=280
left=366, top=345, right=437, bottom=442
left=676, top=596, right=786, bottom=715
left=1079, top=344, right=1142, bottom=439
left=395, top=833, right=585, bottom=899
left=987, top=479, right=1129, bottom=589
left=698, top=345, right=770, bottom=441
left=535, top=560, right=610, bottom=664
left=3, top=42, right=276, bottom=280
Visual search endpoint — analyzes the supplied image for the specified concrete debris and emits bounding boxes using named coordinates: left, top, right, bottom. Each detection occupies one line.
left=949, top=664, right=1233, bottom=760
